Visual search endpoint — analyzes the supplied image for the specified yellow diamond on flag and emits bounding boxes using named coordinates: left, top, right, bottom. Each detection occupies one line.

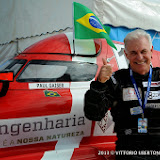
left=76, top=13, right=107, bottom=34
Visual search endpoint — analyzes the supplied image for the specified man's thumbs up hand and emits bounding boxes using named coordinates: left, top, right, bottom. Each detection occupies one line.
left=98, top=58, right=113, bottom=83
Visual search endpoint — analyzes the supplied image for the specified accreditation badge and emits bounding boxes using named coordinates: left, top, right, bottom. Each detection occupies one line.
left=130, top=106, right=143, bottom=115
left=138, top=118, right=148, bottom=133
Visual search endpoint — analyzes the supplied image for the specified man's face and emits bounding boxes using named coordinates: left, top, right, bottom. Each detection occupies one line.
left=124, top=36, right=153, bottom=75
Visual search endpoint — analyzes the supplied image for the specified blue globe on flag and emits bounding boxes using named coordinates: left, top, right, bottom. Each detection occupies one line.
left=89, top=16, right=103, bottom=29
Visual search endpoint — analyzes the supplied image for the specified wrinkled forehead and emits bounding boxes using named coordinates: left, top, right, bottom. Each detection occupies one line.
left=125, top=36, right=151, bottom=52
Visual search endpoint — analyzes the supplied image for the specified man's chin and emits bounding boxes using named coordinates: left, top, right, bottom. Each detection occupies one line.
left=131, top=66, right=149, bottom=75
left=135, top=68, right=149, bottom=75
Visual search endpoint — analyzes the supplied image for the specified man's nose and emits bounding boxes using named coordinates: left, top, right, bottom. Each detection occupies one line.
left=137, top=52, right=143, bottom=60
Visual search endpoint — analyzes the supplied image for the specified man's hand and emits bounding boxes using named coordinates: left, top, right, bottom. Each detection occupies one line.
left=98, top=58, right=113, bottom=83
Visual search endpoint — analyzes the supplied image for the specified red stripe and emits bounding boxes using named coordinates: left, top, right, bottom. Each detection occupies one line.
left=0, top=141, right=57, bottom=159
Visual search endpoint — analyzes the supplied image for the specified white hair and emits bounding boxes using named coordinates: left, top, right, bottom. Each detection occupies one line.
left=124, top=29, right=152, bottom=51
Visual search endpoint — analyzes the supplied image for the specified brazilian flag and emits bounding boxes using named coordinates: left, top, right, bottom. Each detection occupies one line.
left=73, top=2, right=117, bottom=50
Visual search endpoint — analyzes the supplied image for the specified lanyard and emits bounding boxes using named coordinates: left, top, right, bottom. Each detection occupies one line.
left=130, top=66, right=152, bottom=115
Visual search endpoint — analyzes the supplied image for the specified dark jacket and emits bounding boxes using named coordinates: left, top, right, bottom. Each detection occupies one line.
left=84, top=67, right=160, bottom=149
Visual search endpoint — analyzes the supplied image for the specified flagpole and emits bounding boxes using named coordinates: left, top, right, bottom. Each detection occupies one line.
left=73, top=39, right=75, bottom=55
left=72, top=2, right=76, bottom=54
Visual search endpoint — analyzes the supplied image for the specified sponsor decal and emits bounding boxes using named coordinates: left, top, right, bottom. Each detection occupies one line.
left=145, top=103, right=160, bottom=109
left=143, top=81, right=160, bottom=88
left=124, top=129, right=132, bottom=135
left=123, top=87, right=141, bottom=101
left=44, top=90, right=61, bottom=97
left=147, top=91, right=160, bottom=100
left=97, top=112, right=109, bottom=133
left=130, top=106, right=143, bottom=115
left=2, top=131, right=84, bottom=148
left=93, top=111, right=115, bottom=136
left=0, top=114, right=88, bottom=148
left=29, top=83, right=70, bottom=89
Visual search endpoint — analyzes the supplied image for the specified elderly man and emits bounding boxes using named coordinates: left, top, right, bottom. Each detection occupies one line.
left=84, top=29, right=160, bottom=160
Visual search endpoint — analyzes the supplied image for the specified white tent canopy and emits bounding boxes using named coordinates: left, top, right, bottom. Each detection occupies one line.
left=0, top=0, right=160, bottom=64
left=93, top=0, right=160, bottom=31
left=0, top=0, right=92, bottom=45
left=0, top=0, right=92, bottom=64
